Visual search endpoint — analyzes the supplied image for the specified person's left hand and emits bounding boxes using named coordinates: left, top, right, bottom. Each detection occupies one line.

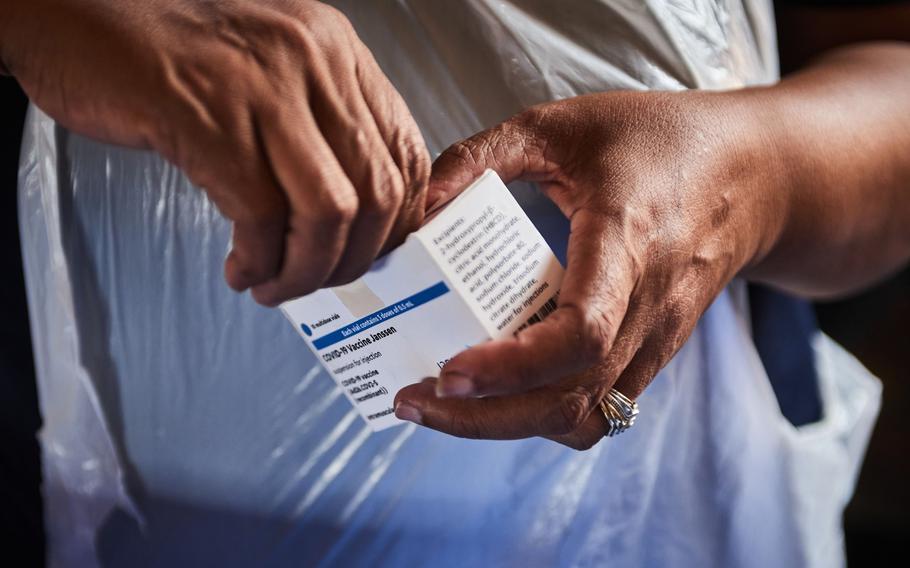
left=393, top=91, right=787, bottom=449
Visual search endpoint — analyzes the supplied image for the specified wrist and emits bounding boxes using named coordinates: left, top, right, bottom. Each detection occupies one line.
left=713, top=87, right=798, bottom=279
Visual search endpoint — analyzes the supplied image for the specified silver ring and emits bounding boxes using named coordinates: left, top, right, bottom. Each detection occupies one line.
left=599, top=389, right=639, bottom=437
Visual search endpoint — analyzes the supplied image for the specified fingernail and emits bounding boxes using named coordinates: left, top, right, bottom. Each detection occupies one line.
left=395, top=401, right=423, bottom=425
left=437, top=372, right=473, bottom=397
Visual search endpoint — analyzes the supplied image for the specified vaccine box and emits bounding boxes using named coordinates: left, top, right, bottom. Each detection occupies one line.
left=281, top=170, right=564, bottom=430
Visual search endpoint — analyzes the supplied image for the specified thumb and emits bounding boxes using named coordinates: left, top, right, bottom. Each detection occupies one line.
left=426, top=109, right=552, bottom=213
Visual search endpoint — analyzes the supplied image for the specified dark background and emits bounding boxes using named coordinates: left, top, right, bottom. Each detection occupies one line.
left=820, top=274, right=910, bottom=565
left=775, top=3, right=910, bottom=564
left=0, top=76, right=42, bottom=565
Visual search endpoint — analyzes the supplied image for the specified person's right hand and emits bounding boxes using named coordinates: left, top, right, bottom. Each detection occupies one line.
left=0, top=0, right=430, bottom=305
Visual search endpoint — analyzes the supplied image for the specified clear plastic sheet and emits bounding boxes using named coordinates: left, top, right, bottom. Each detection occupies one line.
left=18, top=1, right=880, bottom=566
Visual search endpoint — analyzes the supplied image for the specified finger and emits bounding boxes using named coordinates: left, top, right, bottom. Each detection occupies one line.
left=549, top=300, right=698, bottom=448
left=543, top=318, right=651, bottom=451
left=543, top=374, right=645, bottom=450
left=395, top=311, right=647, bottom=449
left=541, top=343, right=657, bottom=450
left=350, top=38, right=431, bottom=254
left=396, top=379, right=623, bottom=451
left=611, top=295, right=701, bottom=399
left=225, top=212, right=287, bottom=291
left=395, top=378, right=602, bottom=440
left=610, top=345, right=659, bottom=402
left=545, top=408, right=611, bottom=451
left=425, top=287, right=693, bottom=446
left=249, top=94, right=358, bottom=306
left=426, top=109, right=555, bottom=212
left=438, top=210, right=637, bottom=398
left=160, top=99, right=289, bottom=293
left=395, top=325, right=641, bottom=439
left=303, top=41, right=409, bottom=286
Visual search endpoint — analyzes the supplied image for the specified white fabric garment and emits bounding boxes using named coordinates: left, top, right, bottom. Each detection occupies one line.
left=18, top=1, right=880, bottom=566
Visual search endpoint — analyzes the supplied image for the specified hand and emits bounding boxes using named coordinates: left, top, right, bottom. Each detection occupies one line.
left=395, top=91, right=785, bottom=449
left=1, top=0, right=429, bottom=305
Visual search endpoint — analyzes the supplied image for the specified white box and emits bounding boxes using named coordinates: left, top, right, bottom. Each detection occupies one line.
left=281, top=170, right=564, bottom=430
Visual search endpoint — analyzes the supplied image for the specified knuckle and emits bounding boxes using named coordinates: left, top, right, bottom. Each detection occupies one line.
left=386, top=163, right=409, bottom=207
left=443, top=139, right=480, bottom=170
left=307, top=2, right=351, bottom=28
left=212, top=174, right=288, bottom=226
left=282, top=20, right=309, bottom=51
left=564, top=433, right=600, bottom=452
left=444, top=129, right=502, bottom=171
left=405, top=138, right=431, bottom=191
left=546, top=388, right=592, bottom=435
left=291, top=30, right=322, bottom=65
left=360, top=162, right=403, bottom=220
left=513, top=104, right=549, bottom=130
left=288, top=3, right=355, bottom=49
left=228, top=254, right=279, bottom=292
left=260, top=10, right=310, bottom=51
left=228, top=261, right=265, bottom=287
left=314, top=192, right=358, bottom=229
left=271, top=13, right=318, bottom=58
left=576, top=308, right=614, bottom=364
left=231, top=250, right=271, bottom=275
left=393, top=138, right=430, bottom=217
left=234, top=203, right=285, bottom=229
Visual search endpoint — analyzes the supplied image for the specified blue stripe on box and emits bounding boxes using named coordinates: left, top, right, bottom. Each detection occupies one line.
left=311, top=281, right=451, bottom=350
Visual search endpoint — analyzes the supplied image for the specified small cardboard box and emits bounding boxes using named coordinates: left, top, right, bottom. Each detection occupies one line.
left=281, top=170, right=564, bottom=430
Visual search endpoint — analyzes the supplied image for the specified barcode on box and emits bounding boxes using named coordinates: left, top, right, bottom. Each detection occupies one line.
left=515, top=295, right=558, bottom=335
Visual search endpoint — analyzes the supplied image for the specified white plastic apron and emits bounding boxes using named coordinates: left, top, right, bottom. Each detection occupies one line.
left=18, top=1, right=880, bottom=566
